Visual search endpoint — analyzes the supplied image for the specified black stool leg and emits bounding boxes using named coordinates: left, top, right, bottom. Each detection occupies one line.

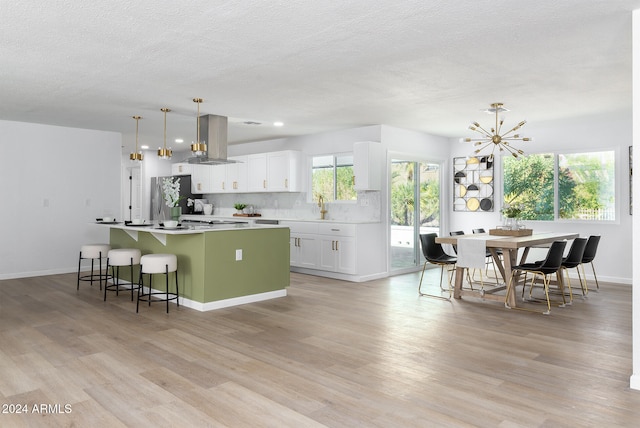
left=98, top=252, right=103, bottom=290
left=136, top=268, right=143, bottom=313
left=175, top=269, right=179, bottom=308
left=77, top=252, right=82, bottom=290
left=104, top=260, right=110, bottom=301
left=90, top=259, right=95, bottom=286
left=165, top=265, right=170, bottom=313
left=130, top=258, right=135, bottom=301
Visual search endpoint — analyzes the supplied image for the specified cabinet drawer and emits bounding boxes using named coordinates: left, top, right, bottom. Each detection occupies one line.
left=317, top=223, right=356, bottom=237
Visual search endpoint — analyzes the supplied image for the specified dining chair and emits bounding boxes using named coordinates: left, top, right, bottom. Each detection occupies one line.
left=560, top=237, right=588, bottom=300
left=580, top=235, right=601, bottom=292
left=418, top=233, right=456, bottom=300
left=505, top=240, right=567, bottom=315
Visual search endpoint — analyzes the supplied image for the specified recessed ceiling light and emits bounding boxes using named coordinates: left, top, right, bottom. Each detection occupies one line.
left=141, top=145, right=149, bottom=149
left=273, top=121, right=284, bottom=127
left=175, top=138, right=184, bottom=144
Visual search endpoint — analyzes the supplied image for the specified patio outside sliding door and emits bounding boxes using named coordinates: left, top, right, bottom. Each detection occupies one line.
left=390, top=159, right=440, bottom=271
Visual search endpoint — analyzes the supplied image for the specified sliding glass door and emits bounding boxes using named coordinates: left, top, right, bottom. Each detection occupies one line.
left=390, top=159, right=441, bottom=271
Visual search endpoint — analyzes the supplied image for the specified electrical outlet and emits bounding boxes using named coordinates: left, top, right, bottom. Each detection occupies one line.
left=235, top=249, right=243, bottom=261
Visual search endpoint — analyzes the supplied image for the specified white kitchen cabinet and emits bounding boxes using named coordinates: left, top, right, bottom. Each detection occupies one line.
left=318, top=223, right=356, bottom=274
left=191, top=164, right=213, bottom=194
left=171, top=163, right=192, bottom=175
left=282, top=221, right=319, bottom=269
left=282, top=220, right=384, bottom=282
left=225, top=155, right=247, bottom=192
left=211, top=164, right=227, bottom=193
left=353, top=141, right=384, bottom=191
left=247, top=153, right=268, bottom=192
left=247, top=150, right=303, bottom=192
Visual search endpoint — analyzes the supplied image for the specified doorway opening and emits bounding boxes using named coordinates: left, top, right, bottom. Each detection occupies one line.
left=390, top=159, right=441, bottom=272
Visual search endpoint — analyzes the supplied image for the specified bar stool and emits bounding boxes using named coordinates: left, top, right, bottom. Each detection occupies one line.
left=77, top=244, right=111, bottom=291
left=105, top=248, right=141, bottom=301
left=137, top=254, right=179, bottom=313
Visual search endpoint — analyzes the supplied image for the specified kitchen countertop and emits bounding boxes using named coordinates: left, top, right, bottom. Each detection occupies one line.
left=95, top=221, right=286, bottom=234
left=180, top=214, right=380, bottom=224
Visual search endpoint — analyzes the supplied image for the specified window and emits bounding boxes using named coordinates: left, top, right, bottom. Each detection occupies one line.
left=503, top=150, right=615, bottom=221
left=311, top=154, right=356, bottom=202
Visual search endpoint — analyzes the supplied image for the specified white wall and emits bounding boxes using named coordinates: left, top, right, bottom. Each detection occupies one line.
left=448, top=110, right=633, bottom=284
left=0, top=120, right=121, bottom=279
left=629, top=7, right=639, bottom=392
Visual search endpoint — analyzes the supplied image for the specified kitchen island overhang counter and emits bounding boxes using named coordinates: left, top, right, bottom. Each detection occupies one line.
left=102, top=223, right=290, bottom=311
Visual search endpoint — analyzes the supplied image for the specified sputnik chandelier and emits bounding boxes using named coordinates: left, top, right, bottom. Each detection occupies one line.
left=464, top=103, right=531, bottom=159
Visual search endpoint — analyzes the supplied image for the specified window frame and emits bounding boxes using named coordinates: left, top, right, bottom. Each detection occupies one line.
left=309, top=152, right=357, bottom=204
left=499, top=147, right=619, bottom=225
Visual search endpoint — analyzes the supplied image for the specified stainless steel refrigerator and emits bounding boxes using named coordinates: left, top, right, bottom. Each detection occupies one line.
left=150, top=175, right=196, bottom=222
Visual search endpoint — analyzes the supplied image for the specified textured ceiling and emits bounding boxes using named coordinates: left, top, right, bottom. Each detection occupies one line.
left=2, top=0, right=640, bottom=153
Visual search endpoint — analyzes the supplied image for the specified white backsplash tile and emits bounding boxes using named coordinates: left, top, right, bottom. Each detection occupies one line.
left=203, top=191, right=380, bottom=222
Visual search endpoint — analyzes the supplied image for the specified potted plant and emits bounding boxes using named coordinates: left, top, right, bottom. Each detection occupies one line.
left=162, top=177, right=185, bottom=221
left=234, top=203, right=247, bottom=214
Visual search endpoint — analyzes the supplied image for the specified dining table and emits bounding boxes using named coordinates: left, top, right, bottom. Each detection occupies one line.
left=436, top=231, right=579, bottom=308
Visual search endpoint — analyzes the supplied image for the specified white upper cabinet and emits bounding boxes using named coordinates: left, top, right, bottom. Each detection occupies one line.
left=190, top=164, right=213, bottom=194
left=247, top=150, right=303, bottom=192
left=171, top=163, right=192, bottom=176
left=353, top=141, right=384, bottom=191
left=226, top=155, right=247, bottom=192
left=211, top=164, right=227, bottom=193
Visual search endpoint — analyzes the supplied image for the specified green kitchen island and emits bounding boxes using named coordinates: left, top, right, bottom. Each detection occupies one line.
left=105, top=223, right=290, bottom=311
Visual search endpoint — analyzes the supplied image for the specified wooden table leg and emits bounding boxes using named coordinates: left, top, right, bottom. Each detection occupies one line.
left=503, top=249, right=518, bottom=308
left=453, top=266, right=464, bottom=299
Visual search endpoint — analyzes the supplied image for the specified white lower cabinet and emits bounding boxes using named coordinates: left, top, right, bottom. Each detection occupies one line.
left=318, top=224, right=356, bottom=274
left=282, top=221, right=382, bottom=281
left=283, top=222, right=319, bottom=269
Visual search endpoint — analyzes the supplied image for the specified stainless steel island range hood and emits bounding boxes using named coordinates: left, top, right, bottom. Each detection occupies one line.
left=187, top=114, right=237, bottom=165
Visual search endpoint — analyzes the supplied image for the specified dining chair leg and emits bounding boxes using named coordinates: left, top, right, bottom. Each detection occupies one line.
left=579, top=263, right=590, bottom=296
left=418, top=262, right=451, bottom=300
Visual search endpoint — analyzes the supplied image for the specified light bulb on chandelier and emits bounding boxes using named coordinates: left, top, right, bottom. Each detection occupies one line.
left=464, top=103, right=532, bottom=159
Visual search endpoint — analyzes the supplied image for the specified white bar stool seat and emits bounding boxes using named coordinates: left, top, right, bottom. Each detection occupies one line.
left=105, top=249, right=141, bottom=301
left=137, top=254, right=179, bottom=313
left=77, top=244, right=111, bottom=291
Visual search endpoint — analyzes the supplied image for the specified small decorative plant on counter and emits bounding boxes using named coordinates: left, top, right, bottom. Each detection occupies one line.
left=234, top=203, right=247, bottom=214
left=162, top=177, right=185, bottom=221
left=500, top=194, right=525, bottom=230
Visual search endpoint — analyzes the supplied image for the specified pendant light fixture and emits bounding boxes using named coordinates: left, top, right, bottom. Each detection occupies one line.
left=464, top=103, right=532, bottom=159
left=129, top=115, right=143, bottom=162
left=191, top=98, right=207, bottom=156
left=157, top=107, right=172, bottom=159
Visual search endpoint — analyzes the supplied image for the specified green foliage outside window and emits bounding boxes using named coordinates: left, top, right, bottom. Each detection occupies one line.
left=311, top=155, right=356, bottom=202
left=503, top=151, right=615, bottom=221
left=390, top=161, right=440, bottom=226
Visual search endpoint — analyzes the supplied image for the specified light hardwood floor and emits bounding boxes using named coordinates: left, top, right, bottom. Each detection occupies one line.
left=1, top=270, right=639, bottom=427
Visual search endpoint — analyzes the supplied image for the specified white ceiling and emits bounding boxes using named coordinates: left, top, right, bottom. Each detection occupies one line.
left=2, top=0, right=640, bottom=153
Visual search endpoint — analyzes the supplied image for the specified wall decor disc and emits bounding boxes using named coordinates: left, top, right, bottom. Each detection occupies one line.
left=454, top=198, right=467, bottom=211
left=480, top=198, right=493, bottom=211
left=466, top=197, right=480, bottom=211
left=479, top=170, right=493, bottom=183
left=455, top=184, right=468, bottom=197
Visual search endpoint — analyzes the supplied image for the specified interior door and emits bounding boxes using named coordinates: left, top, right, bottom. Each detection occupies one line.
left=390, top=159, right=440, bottom=271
